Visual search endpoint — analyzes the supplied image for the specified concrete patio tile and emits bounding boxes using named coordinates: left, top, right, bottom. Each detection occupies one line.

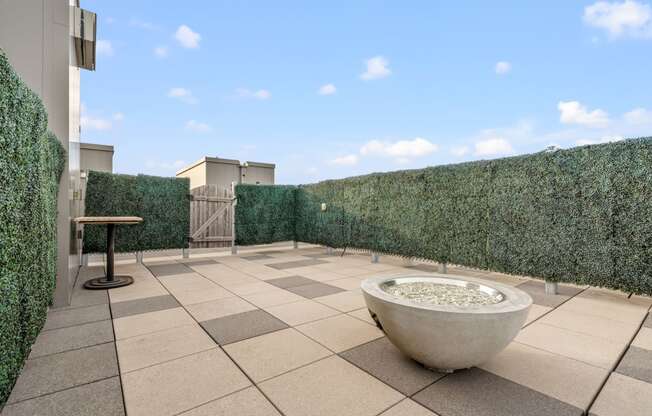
left=643, top=313, right=652, bottom=328
left=332, top=267, right=370, bottom=277
left=296, top=314, right=383, bottom=353
left=178, top=387, right=281, bottom=416
left=362, top=263, right=402, bottom=272
left=186, top=296, right=257, bottom=322
left=296, top=270, right=343, bottom=282
left=201, top=309, right=288, bottom=345
left=146, top=262, right=193, bottom=277
left=538, top=308, right=640, bottom=343
left=480, top=342, right=609, bottom=410
left=285, top=282, right=345, bottom=298
left=524, top=304, right=552, bottom=325
left=266, top=275, right=316, bottom=289
left=107, top=276, right=168, bottom=303
left=314, top=290, right=366, bottom=312
left=200, top=268, right=260, bottom=287
left=241, top=266, right=294, bottom=280
left=379, top=399, right=437, bottom=416
left=480, top=272, right=530, bottom=287
left=303, top=252, right=337, bottom=259
left=264, top=299, right=340, bottom=326
left=413, top=367, right=582, bottom=416
left=110, top=294, right=180, bottom=319
left=113, top=307, right=195, bottom=340
left=43, top=303, right=110, bottom=330
left=558, top=288, right=652, bottom=324
left=182, top=258, right=219, bottom=267
left=29, top=320, right=114, bottom=358
left=632, top=327, right=652, bottom=350
left=225, top=328, right=332, bottom=382
left=7, top=343, right=118, bottom=404
left=259, top=355, right=403, bottom=416
left=1, top=377, right=124, bottom=416
left=116, top=324, right=216, bottom=373
left=348, top=308, right=376, bottom=325
left=516, top=280, right=583, bottom=308
left=515, top=322, right=627, bottom=369
left=589, top=372, right=652, bottom=416
left=159, top=274, right=234, bottom=305
left=267, top=259, right=328, bottom=270
left=121, top=348, right=251, bottom=416
left=228, top=281, right=279, bottom=295
left=241, top=254, right=274, bottom=261
left=241, top=288, right=304, bottom=308
left=340, top=337, right=443, bottom=396
left=327, top=277, right=365, bottom=290
left=615, top=346, right=652, bottom=383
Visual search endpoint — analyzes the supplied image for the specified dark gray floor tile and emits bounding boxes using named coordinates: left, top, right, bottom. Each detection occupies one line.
left=267, top=259, right=328, bottom=270
left=616, top=346, right=652, bottom=384
left=200, top=309, right=288, bottom=345
left=267, top=275, right=316, bottom=289
left=257, top=250, right=285, bottom=255
left=407, top=264, right=440, bottom=273
left=110, top=294, right=180, bottom=319
left=180, top=258, right=219, bottom=266
left=340, top=337, right=443, bottom=395
left=2, top=377, right=124, bottom=416
left=44, top=304, right=110, bottom=331
left=146, top=263, right=193, bottom=277
left=413, top=367, right=582, bottom=416
left=516, top=280, right=582, bottom=308
left=285, top=282, right=345, bottom=298
left=7, top=343, right=118, bottom=404
left=241, top=254, right=273, bottom=261
left=29, top=321, right=114, bottom=358
left=643, top=313, right=652, bottom=328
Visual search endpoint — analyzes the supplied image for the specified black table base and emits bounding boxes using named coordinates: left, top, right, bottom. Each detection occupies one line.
left=84, top=222, right=135, bottom=290
left=84, top=275, right=134, bottom=290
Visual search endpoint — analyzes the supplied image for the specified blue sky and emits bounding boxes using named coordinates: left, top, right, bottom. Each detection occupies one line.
left=81, top=0, right=652, bottom=184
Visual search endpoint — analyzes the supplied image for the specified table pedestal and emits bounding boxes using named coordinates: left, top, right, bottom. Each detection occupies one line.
left=84, top=223, right=134, bottom=290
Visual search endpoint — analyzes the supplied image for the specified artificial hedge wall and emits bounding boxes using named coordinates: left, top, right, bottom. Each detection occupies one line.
left=236, top=138, right=652, bottom=295
left=83, top=171, right=190, bottom=253
left=1, top=50, right=66, bottom=405
left=235, top=185, right=297, bottom=245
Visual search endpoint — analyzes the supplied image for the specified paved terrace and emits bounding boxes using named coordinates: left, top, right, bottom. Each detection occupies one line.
left=2, top=245, right=651, bottom=416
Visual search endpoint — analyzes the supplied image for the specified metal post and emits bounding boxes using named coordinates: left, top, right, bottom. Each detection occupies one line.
left=438, top=262, right=447, bottom=274
left=545, top=280, right=558, bottom=295
left=326, top=247, right=334, bottom=255
left=136, top=251, right=143, bottom=264
left=371, top=252, right=380, bottom=263
left=182, top=248, right=189, bottom=259
left=293, top=241, right=299, bottom=249
left=232, top=245, right=239, bottom=255
left=82, top=254, right=89, bottom=267
left=230, top=181, right=237, bottom=256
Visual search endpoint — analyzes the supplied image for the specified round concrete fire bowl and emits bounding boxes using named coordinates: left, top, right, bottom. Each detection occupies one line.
left=361, top=274, right=532, bottom=372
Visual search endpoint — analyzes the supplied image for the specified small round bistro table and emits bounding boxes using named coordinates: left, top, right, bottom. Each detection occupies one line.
left=74, top=216, right=143, bottom=289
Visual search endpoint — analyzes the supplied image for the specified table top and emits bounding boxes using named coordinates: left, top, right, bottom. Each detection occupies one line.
left=73, top=216, right=143, bottom=225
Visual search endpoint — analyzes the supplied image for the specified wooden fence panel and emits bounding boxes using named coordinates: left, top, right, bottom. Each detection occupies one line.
left=189, top=184, right=234, bottom=248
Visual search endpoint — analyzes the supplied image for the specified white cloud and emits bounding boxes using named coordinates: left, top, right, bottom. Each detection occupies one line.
left=81, top=115, right=111, bottom=131
left=558, top=101, right=610, bottom=128
left=318, top=84, right=337, bottom=95
left=146, top=159, right=187, bottom=171
left=185, top=120, right=212, bottom=133
left=576, top=135, right=624, bottom=145
left=175, top=25, right=201, bottom=48
left=329, top=154, right=359, bottom=166
left=167, top=87, right=198, bottom=104
left=154, top=46, right=168, bottom=58
left=96, top=40, right=114, bottom=57
left=624, top=107, right=652, bottom=124
left=474, top=138, right=514, bottom=156
left=584, top=1, right=652, bottom=38
left=495, top=61, right=512, bottom=75
left=112, top=112, right=124, bottom=121
left=360, top=56, right=391, bottom=80
left=360, top=138, right=438, bottom=159
left=450, top=145, right=470, bottom=157
left=235, top=88, right=271, bottom=100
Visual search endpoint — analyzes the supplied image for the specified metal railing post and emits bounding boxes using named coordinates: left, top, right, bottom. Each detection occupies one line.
left=545, top=280, right=558, bottom=295
left=371, top=252, right=380, bottom=263
left=438, top=263, right=447, bottom=274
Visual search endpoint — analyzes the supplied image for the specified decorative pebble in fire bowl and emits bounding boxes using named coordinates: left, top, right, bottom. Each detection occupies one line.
left=361, top=275, right=532, bottom=372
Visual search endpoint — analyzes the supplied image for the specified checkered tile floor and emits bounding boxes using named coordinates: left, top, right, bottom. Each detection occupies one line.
left=3, top=245, right=651, bottom=416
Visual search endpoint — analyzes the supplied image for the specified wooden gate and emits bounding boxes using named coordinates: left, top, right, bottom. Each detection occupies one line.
left=189, top=184, right=235, bottom=248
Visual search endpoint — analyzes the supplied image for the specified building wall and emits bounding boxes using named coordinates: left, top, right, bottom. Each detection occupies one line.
left=176, top=163, right=207, bottom=189
left=80, top=143, right=113, bottom=172
left=0, top=0, right=81, bottom=307
left=206, top=158, right=241, bottom=189
left=176, top=157, right=276, bottom=189
left=242, top=162, right=275, bottom=185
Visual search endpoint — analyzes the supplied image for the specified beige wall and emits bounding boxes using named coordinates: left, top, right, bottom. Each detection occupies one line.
left=177, top=157, right=275, bottom=189
left=80, top=142, right=113, bottom=173
left=0, top=0, right=82, bottom=307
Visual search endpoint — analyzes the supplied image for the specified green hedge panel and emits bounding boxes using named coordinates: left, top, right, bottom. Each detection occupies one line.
left=1, top=50, right=66, bottom=406
left=235, top=185, right=297, bottom=245
left=83, top=171, right=190, bottom=253
left=235, top=137, right=652, bottom=295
